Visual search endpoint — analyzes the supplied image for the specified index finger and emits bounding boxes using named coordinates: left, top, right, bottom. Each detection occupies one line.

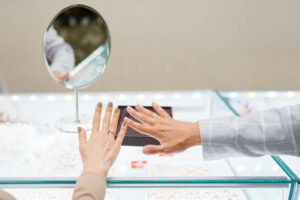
left=135, top=104, right=156, bottom=118
left=124, top=117, right=159, bottom=138
left=152, top=102, right=171, bottom=119
left=127, top=106, right=155, bottom=125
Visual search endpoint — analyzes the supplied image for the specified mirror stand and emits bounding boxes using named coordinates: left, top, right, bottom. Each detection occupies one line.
left=74, top=88, right=80, bottom=124
left=43, top=4, right=110, bottom=133
left=55, top=88, right=91, bottom=133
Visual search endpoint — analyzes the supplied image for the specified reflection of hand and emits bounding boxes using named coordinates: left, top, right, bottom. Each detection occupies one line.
left=78, top=102, right=127, bottom=178
left=52, top=71, right=69, bottom=84
left=125, top=102, right=201, bottom=155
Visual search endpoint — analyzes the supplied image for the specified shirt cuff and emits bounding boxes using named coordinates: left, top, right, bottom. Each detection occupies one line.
left=199, top=115, right=251, bottom=160
left=199, top=119, right=215, bottom=160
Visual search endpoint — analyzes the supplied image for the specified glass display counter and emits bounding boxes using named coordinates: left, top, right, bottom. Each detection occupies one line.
left=216, top=90, right=300, bottom=200
left=0, top=91, right=297, bottom=199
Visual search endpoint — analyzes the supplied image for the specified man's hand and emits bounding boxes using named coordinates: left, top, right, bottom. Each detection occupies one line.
left=78, top=102, right=127, bottom=178
left=125, top=102, right=201, bottom=155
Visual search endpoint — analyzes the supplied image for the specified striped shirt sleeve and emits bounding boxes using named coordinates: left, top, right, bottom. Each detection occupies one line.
left=199, top=104, right=300, bottom=160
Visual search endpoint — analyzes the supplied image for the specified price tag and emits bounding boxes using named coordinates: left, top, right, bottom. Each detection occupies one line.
left=131, top=160, right=147, bottom=169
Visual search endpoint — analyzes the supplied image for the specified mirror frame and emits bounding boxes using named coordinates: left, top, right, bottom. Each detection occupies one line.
left=42, top=4, right=111, bottom=89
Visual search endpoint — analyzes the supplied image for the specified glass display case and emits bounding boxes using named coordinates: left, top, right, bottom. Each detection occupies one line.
left=0, top=90, right=298, bottom=199
left=215, top=90, right=300, bottom=200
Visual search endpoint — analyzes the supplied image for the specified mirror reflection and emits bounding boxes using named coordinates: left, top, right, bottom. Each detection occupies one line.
left=43, top=4, right=110, bottom=89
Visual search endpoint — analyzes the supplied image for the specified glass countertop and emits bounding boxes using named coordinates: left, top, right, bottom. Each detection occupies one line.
left=215, top=90, right=300, bottom=199
left=0, top=91, right=294, bottom=192
left=215, top=91, right=300, bottom=180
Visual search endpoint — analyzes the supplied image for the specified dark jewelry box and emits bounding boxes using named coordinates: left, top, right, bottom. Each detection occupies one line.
left=116, top=105, right=173, bottom=146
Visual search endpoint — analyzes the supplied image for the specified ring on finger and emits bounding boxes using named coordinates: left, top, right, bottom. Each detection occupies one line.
left=108, top=129, right=116, bottom=136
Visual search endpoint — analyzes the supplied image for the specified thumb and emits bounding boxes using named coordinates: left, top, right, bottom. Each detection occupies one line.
left=143, top=145, right=164, bottom=155
left=78, top=127, right=87, bottom=147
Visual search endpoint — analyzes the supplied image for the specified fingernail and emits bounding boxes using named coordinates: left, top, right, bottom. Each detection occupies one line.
left=77, top=127, right=81, bottom=133
left=143, top=147, right=150, bottom=154
left=127, top=106, right=132, bottom=111
left=114, top=108, right=119, bottom=113
left=124, top=117, right=129, bottom=122
left=97, top=102, right=102, bottom=108
left=123, top=121, right=126, bottom=126
left=108, top=102, right=113, bottom=107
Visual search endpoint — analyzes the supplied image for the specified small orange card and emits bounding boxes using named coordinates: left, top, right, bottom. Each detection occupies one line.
left=131, top=160, right=147, bottom=169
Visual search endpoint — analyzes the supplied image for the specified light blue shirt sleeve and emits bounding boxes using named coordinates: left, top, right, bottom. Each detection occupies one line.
left=199, top=104, right=300, bottom=160
left=45, top=27, right=75, bottom=75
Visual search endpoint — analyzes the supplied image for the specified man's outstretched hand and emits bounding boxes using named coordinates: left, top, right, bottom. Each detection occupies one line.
left=125, top=102, right=201, bottom=155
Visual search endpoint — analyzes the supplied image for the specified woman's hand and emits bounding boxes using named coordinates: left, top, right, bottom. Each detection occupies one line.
left=125, top=102, right=201, bottom=155
left=78, top=102, right=127, bottom=178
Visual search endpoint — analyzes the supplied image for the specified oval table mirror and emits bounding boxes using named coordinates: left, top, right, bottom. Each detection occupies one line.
left=43, top=4, right=110, bottom=133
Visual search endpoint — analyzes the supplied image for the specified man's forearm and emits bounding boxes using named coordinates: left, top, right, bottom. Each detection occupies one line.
left=199, top=104, right=300, bottom=160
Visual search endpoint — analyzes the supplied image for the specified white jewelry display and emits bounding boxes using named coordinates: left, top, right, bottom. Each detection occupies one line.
left=0, top=123, right=243, bottom=200
left=2, top=91, right=294, bottom=199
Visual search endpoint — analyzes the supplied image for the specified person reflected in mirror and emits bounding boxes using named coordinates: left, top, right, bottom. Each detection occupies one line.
left=73, top=102, right=127, bottom=200
left=126, top=102, right=300, bottom=160
left=45, top=26, right=75, bottom=84
left=0, top=102, right=127, bottom=200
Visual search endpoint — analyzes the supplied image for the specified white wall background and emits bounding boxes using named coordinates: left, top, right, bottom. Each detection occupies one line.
left=0, top=0, right=299, bottom=92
